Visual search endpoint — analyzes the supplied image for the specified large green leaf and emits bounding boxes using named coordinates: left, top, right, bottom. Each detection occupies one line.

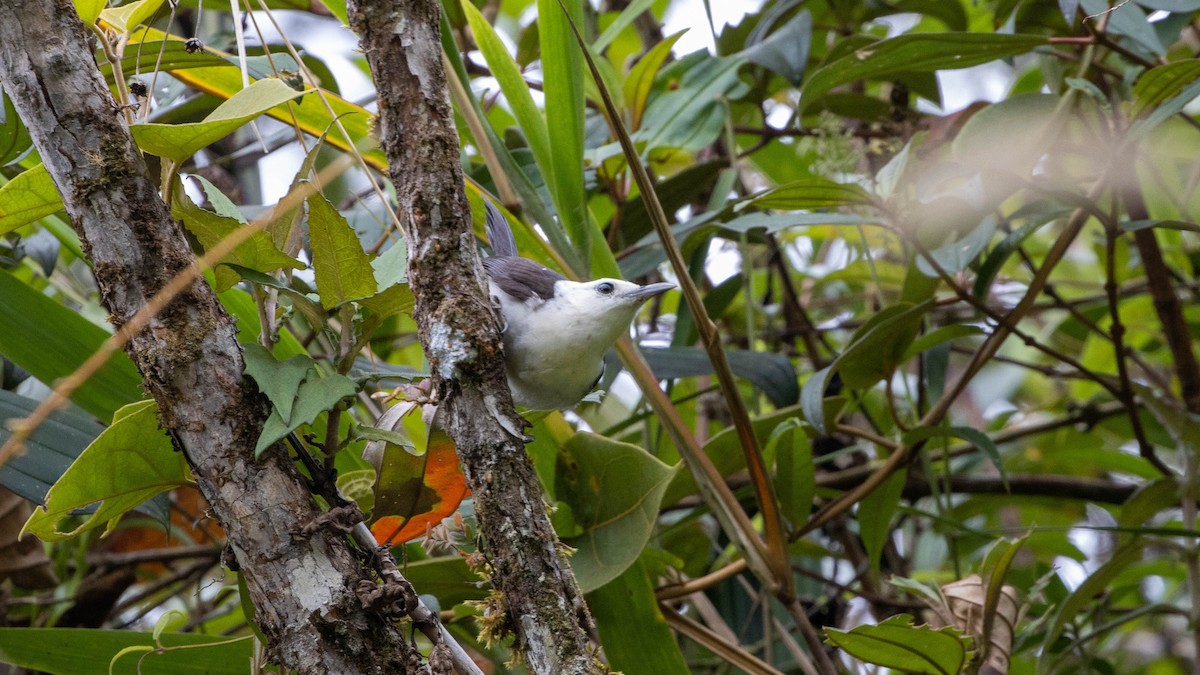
left=307, top=190, right=377, bottom=309
left=768, top=420, right=815, bottom=529
left=130, top=78, right=306, bottom=162
left=1131, top=59, right=1200, bottom=118
left=98, top=0, right=165, bottom=32
left=461, top=0, right=553, bottom=201
left=740, top=9, right=812, bottom=85
left=743, top=176, right=875, bottom=210
left=638, top=52, right=749, bottom=154
left=21, top=400, right=185, bottom=542
left=0, top=390, right=103, bottom=504
left=557, top=432, right=678, bottom=592
left=0, top=269, right=144, bottom=420
left=171, top=190, right=303, bottom=292
left=254, top=370, right=357, bottom=456
left=858, top=469, right=906, bottom=575
left=538, top=0, right=590, bottom=267
left=589, top=558, right=689, bottom=675
left=624, top=31, right=685, bottom=130
left=800, top=33, right=1048, bottom=108
left=641, top=346, right=799, bottom=407
left=0, top=164, right=63, bottom=236
left=0, top=628, right=251, bottom=675
left=825, top=614, right=971, bottom=674
left=0, top=90, right=32, bottom=167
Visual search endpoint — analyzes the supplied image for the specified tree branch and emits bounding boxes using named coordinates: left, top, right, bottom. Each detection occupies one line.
left=0, top=2, right=423, bottom=671
left=343, top=0, right=600, bottom=671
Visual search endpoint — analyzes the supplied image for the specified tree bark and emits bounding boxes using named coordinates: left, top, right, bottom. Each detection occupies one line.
left=0, top=2, right=422, bottom=672
left=344, top=0, right=600, bottom=672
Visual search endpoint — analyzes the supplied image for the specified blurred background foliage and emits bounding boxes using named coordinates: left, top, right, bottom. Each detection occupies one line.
left=3, top=0, right=1200, bottom=672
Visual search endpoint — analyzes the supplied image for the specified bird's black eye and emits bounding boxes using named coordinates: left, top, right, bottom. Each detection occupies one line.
left=596, top=282, right=615, bottom=295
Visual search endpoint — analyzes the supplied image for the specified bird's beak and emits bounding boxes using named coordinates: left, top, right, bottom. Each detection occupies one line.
left=624, top=282, right=675, bottom=301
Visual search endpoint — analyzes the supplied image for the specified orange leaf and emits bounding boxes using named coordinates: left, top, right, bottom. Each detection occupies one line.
left=369, top=426, right=468, bottom=546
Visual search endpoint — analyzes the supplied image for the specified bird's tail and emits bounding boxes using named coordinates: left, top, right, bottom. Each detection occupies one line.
left=484, top=200, right=519, bottom=258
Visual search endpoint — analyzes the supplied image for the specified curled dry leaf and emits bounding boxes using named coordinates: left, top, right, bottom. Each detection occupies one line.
left=941, top=574, right=1018, bottom=675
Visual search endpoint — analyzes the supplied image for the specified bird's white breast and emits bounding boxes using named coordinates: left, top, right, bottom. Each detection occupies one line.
left=489, top=280, right=633, bottom=410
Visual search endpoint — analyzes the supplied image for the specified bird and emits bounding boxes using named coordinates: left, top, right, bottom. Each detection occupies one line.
left=481, top=201, right=674, bottom=410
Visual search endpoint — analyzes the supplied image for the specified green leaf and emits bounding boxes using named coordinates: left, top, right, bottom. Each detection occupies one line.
left=825, top=614, right=971, bottom=674
left=836, top=301, right=932, bottom=390
left=801, top=365, right=836, bottom=434
left=0, top=390, right=104, bottom=505
left=858, top=469, right=906, bottom=575
left=743, top=176, right=875, bottom=210
left=918, top=214, right=997, bottom=276
left=972, top=215, right=1060, bottom=300
left=538, top=0, right=589, bottom=266
left=401, top=556, right=490, bottom=607
left=21, top=400, right=185, bottom=542
left=0, top=269, right=144, bottom=420
left=307, top=190, right=377, bottom=309
left=171, top=190, right=303, bottom=292
left=461, top=0, right=554, bottom=208
left=768, top=420, right=815, bottom=529
left=74, top=0, right=105, bottom=23
left=98, top=0, right=166, bottom=32
left=241, top=344, right=314, bottom=423
left=557, top=432, right=678, bottom=592
left=589, top=558, right=689, bottom=675
left=951, top=93, right=1061, bottom=177
left=371, top=240, right=408, bottom=289
left=740, top=9, right=812, bottom=85
left=130, top=79, right=306, bottom=162
left=800, top=33, right=1048, bottom=108
left=638, top=53, right=749, bottom=153
left=1132, top=59, right=1200, bottom=118
left=641, top=346, right=798, bottom=407
left=901, top=325, right=985, bottom=361
left=254, top=370, right=357, bottom=456
left=0, top=628, right=251, bottom=675
left=904, top=425, right=1007, bottom=488
left=1042, top=543, right=1142, bottom=659
left=662, top=403, right=805, bottom=507
left=593, top=0, right=656, bottom=53
left=624, top=31, right=685, bottom=130
left=0, top=164, right=63, bottom=236
left=0, top=90, right=33, bottom=167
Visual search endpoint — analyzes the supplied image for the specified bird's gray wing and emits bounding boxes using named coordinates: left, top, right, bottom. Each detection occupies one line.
left=484, top=200, right=519, bottom=258
left=482, top=256, right=564, bottom=303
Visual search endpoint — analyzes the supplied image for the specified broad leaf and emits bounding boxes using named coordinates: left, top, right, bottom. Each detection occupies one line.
left=743, top=176, right=875, bottom=210
left=641, top=346, right=799, bottom=407
left=0, top=391, right=103, bottom=505
left=99, top=0, right=166, bottom=32
left=130, top=78, right=306, bottom=162
left=241, top=344, right=314, bottom=423
left=557, top=432, right=678, bottom=592
left=21, top=401, right=185, bottom=542
left=801, top=33, right=1048, bottom=108
left=171, top=190, right=303, bottom=291
left=0, top=269, right=143, bottom=420
left=825, top=614, right=971, bottom=674
left=0, top=164, right=63, bottom=236
left=307, top=190, right=377, bottom=309
left=740, top=9, right=812, bottom=85
left=858, top=469, right=907, bottom=575
left=254, top=370, right=357, bottom=456
left=589, top=558, right=689, bottom=675
left=0, top=627, right=251, bottom=675
left=369, top=425, right=468, bottom=546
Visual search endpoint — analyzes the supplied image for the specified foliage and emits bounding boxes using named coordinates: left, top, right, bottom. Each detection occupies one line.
left=3, top=0, right=1200, bottom=673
